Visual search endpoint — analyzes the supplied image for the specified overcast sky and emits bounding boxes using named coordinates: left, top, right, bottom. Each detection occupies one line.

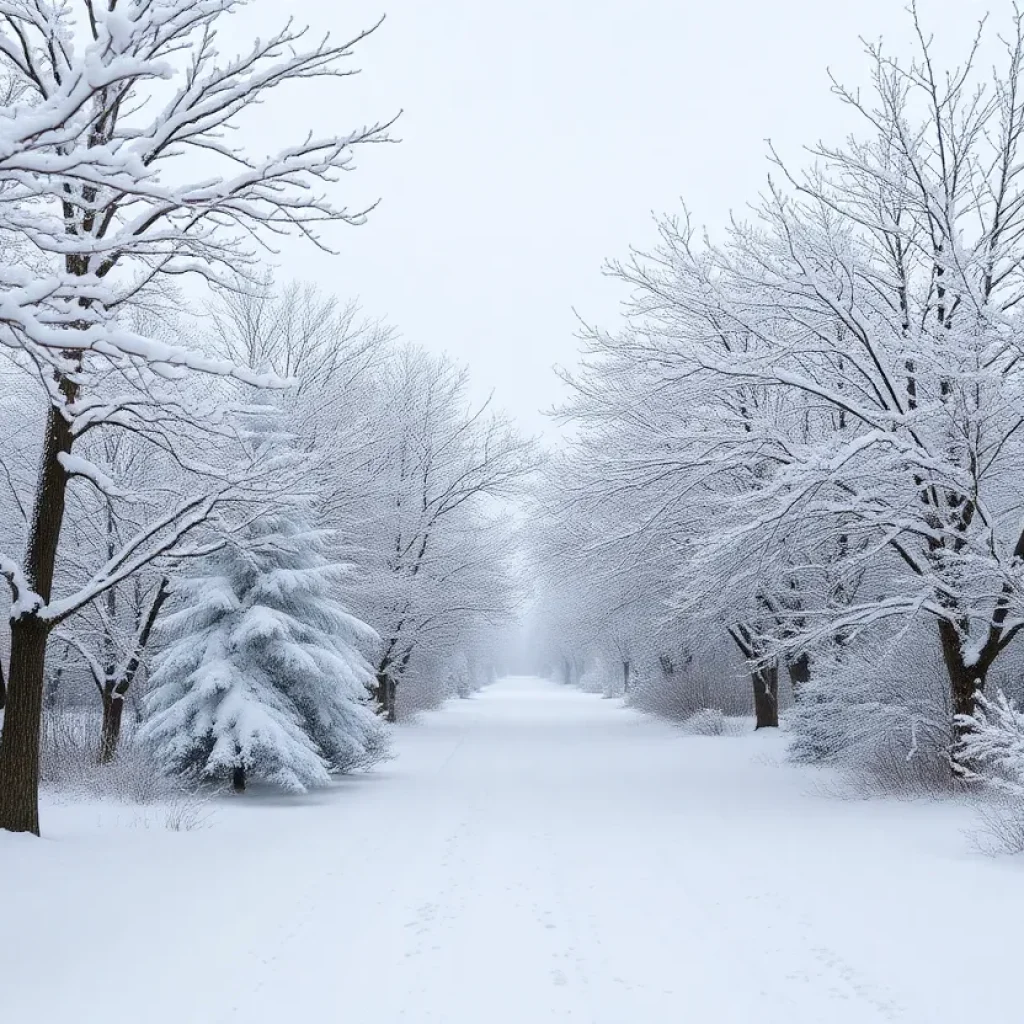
left=248, top=0, right=990, bottom=435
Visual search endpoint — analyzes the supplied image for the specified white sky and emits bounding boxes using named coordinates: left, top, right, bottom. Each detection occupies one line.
left=247, top=0, right=990, bottom=435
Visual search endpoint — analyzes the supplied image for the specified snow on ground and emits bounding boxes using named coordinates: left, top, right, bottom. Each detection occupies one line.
left=3, top=675, right=1023, bottom=1023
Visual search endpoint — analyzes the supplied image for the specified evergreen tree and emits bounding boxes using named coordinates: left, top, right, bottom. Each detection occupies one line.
left=140, top=487, right=386, bottom=793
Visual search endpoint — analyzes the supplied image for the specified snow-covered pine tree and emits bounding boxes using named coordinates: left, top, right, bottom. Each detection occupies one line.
left=140, top=473, right=386, bottom=793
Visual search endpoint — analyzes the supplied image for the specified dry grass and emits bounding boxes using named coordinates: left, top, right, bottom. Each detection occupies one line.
left=41, top=700, right=189, bottom=806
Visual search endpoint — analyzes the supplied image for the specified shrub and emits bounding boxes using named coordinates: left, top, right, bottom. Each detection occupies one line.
left=684, top=708, right=726, bottom=736
left=628, top=654, right=750, bottom=722
left=40, top=701, right=179, bottom=804
left=787, top=636, right=957, bottom=798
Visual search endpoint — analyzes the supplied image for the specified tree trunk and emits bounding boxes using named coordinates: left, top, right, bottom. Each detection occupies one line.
left=95, top=579, right=169, bottom=764
left=375, top=670, right=391, bottom=716
left=232, top=765, right=246, bottom=793
left=98, top=688, right=125, bottom=765
left=374, top=670, right=397, bottom=721
left=388, top=647, right=417, bottom=723
left=0, top=393, right=76, bottom=834
left=622, top=660, right=630, bottom=694
left=561, top=657, right=571, bottom=686
left=386, top=680, right=397, bottom=724
left=786, top=653, right=810, bottom=700
left=0, top=654, right=6, bottom=710
left=938, top=620, right=986, bottom=739
left=752, top=661, right=779, bottom=729
left=0, top=618, right=51, bottom=834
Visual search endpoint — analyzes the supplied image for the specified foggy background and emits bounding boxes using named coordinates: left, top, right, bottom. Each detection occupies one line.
left=237, top=0, right=990, bottom=435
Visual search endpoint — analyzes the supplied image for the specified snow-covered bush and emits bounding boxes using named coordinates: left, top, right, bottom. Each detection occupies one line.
left=628, top=646, right=751, bottom=723
left=447, top=654, right=474, bottom=699
left=972, top=799, right=1024, bottom=855
left=39, top=704, right=97, bottom=793
left=956, top=690, right=1024, bottom=794
left=140, top=450, right=388, bottom=793
left=955, top=691, right=1024, bottom=853
left=684, top=709, right=727, bottom=736
left=391, top=650, right=500, bottom=719
left=162, top=791, right=215, bottom=833
left=788, top=637, right=955, bottom=797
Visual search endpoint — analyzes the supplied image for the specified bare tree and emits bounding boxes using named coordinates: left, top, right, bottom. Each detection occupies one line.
left=342, top=348, right=533, bottom=721
left=207, top=273, right=392, bottom=397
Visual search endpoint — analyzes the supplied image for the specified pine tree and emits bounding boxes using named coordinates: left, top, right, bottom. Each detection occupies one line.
left=140, top=491, right=386, bottom=793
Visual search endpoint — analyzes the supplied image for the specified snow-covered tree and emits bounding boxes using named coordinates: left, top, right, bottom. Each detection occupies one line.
left=534, top=7, right=1024, bottom=755
left=526, top=372, right=752, bottom=719
left=0, top=0, right=392, bottom=833
left=206, top=273, right=392, bottom=406
left=633, top=12, right=1024, bottom=736
left=139, top=444, right=385, bottom=793
left=201, top=285, right=529, bottom=719
left=335, top=347, right=532, bottom=720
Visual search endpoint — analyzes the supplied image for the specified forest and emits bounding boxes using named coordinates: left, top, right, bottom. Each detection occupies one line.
left=0, top=0, right=534, bottom=837
left=4, top=3, right=1024, bottom=1022
left=0, top=0, right=1023, bottom=848
left=526, top=6, right=1024, bottom=830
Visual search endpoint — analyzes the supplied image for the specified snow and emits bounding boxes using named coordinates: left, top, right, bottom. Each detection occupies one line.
left=57, top=452, right=124, bottom=498
left=3, top=675, right=1024, bottom=1023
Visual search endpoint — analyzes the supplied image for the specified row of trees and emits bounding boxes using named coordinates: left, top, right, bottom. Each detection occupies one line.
left=0, top=0, right=527, bottom=835
left=529, top=7, right=1024, bottom=786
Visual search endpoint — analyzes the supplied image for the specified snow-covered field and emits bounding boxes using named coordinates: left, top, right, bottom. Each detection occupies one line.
left=3, top=675, right=1022, bottom=1023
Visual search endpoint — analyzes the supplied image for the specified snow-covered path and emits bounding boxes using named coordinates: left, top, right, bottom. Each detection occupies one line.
left=5, top=675, right=1024, bottom=1022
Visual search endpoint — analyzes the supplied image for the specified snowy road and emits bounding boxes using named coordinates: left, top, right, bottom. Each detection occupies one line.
left=5, top=675, right=1024, bottom=1022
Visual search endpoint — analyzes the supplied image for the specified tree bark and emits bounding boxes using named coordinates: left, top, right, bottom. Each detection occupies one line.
left=374, top=670, right=398, bottom=722
left=0, top=653, right=6, bottom=710
left=0, top=393, right=76, bottom=835
left=98, top=688, right=125, bottom=765
left=752, top=661, right=779, bottom=729
left=375, top=670, right=390, bottom=716
left=786, top=653, right=810, bottom=700
left=232, top=765, right=246, bottom=793
left=0, top=619, right=50, bottom=834
left=938, top=619, right=986, bottom=739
